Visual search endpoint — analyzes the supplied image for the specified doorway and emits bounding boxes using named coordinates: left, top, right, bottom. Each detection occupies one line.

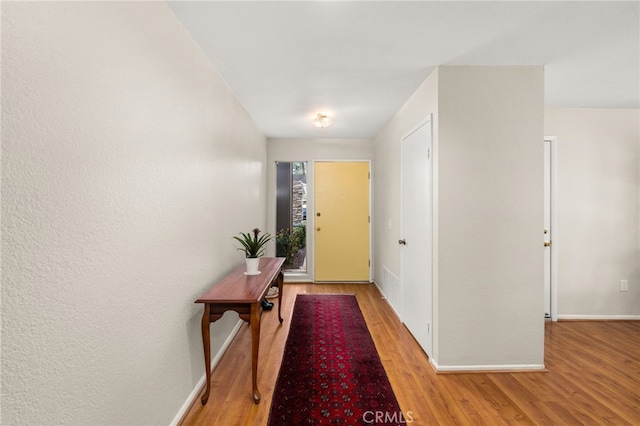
left=544, top=138, right=558, bottom=321
left=314, top=161, right=370, bottom=282
left=400, top=117, right=433, bottom=357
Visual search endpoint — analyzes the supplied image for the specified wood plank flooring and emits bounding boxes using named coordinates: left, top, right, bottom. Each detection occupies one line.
left=180, top=283, right=640, bottom=425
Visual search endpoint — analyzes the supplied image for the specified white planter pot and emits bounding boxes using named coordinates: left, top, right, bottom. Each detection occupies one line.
left=245, top=257, right=261, bottom=275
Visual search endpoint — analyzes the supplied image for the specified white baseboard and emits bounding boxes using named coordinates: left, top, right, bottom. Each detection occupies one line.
left=372, top=280, right=401, bottom=320
left=430, top=358, right=545, bottom=373
left=283, top=276, right=313, bottom=283
left=557, top=314, right=640, bottom=321
left=170, top=319, right=244, bottom=426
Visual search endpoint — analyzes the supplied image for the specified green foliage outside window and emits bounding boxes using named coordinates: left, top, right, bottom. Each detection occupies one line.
left=276, top=223, right=306, bottom=268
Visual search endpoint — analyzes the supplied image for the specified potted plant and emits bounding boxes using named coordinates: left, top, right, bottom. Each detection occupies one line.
left=233, top=228, right=272, bottom=275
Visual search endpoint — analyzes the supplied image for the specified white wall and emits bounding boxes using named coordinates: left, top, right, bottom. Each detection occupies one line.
left=545, top=108, right=640, bottom=318
left=436, top=67, right=545, bottom=368
left=267, top=138, right=373, bottom=162
left=1, top=3, right=266, bottom=424
left=266, top=138, right=373, bottom=281
left=374, top=66, right=545, bottom=370
left=372, top=69, right=439, bottom=315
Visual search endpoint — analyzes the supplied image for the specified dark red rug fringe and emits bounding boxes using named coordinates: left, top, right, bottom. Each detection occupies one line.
left=268, top=294, right=405, bottom=425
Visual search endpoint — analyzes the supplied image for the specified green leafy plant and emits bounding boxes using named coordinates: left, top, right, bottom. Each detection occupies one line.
left=233, top=228, right=272, bottom=258
left=276, top=223, right=306, bottom=267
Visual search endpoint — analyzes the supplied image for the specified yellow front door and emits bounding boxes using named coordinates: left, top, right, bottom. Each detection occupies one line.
left=315, top=162, right=370, bottom=281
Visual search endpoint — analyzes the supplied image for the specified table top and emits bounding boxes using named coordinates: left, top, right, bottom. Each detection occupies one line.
left=195, top=257, right=285, bottom=304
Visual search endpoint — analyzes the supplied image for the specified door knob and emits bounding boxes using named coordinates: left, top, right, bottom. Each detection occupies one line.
left=544, top=241, right=552, bottom=247
left=316, top=227, right=321, bottom=231
left=398, top=239, right=406, bottom=245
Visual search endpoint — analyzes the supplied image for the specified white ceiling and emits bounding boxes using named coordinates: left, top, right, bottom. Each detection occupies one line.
left=168, top=1, right=639, bottom=138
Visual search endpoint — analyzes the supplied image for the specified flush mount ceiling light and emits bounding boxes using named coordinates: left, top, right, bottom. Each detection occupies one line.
left=312, top=113, right=334, bottom=128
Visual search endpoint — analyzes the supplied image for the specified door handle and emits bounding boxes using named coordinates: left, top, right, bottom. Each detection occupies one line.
left=544, top=241, right=552, bottom=247
left=398, top=239, right=406, bottom=245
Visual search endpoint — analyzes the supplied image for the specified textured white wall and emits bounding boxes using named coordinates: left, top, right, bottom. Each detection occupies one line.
left=1, top=2, right=266, bottom=424
left=437, top=67, right=545, bottom=368
left=267, top=138, right=373, bottom=162
left=545, top=108, right=640, bottom=317
left=373, top=66, right=545, bottom=370
left=372, top=69, right=439, bottom=313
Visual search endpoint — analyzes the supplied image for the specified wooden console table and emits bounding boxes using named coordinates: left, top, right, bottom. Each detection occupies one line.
left=195, top=257, right=285, bottom=405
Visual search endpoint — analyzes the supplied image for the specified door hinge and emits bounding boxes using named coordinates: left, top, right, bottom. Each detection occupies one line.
left=428, top=148, right=430, bottom=159
left=368, top=172, right=370, bottom=179
left=368, top=259, right=371, bottom=267
left=368, top=216, right=370, bottom=223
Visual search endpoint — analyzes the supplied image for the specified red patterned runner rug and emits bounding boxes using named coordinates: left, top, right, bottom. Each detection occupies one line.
left=268, top=294, right=405, bottom=425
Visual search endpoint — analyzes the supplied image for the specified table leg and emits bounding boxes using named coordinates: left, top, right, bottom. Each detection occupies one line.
left=250, top=302, right=262, bottom=404
left=277, top=270, right=284, bottom=324
left=200, top=303, right=211, bottom=405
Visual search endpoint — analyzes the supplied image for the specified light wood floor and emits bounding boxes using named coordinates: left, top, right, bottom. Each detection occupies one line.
left=181, top=283, right=640, bottom=425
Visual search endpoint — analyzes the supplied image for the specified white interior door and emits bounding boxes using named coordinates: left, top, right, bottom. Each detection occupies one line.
left=544, top=139, right=555, bottom=319
left=400, top=117, right=433, bottom=357
left=544, top=140, right=551, bottom=318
